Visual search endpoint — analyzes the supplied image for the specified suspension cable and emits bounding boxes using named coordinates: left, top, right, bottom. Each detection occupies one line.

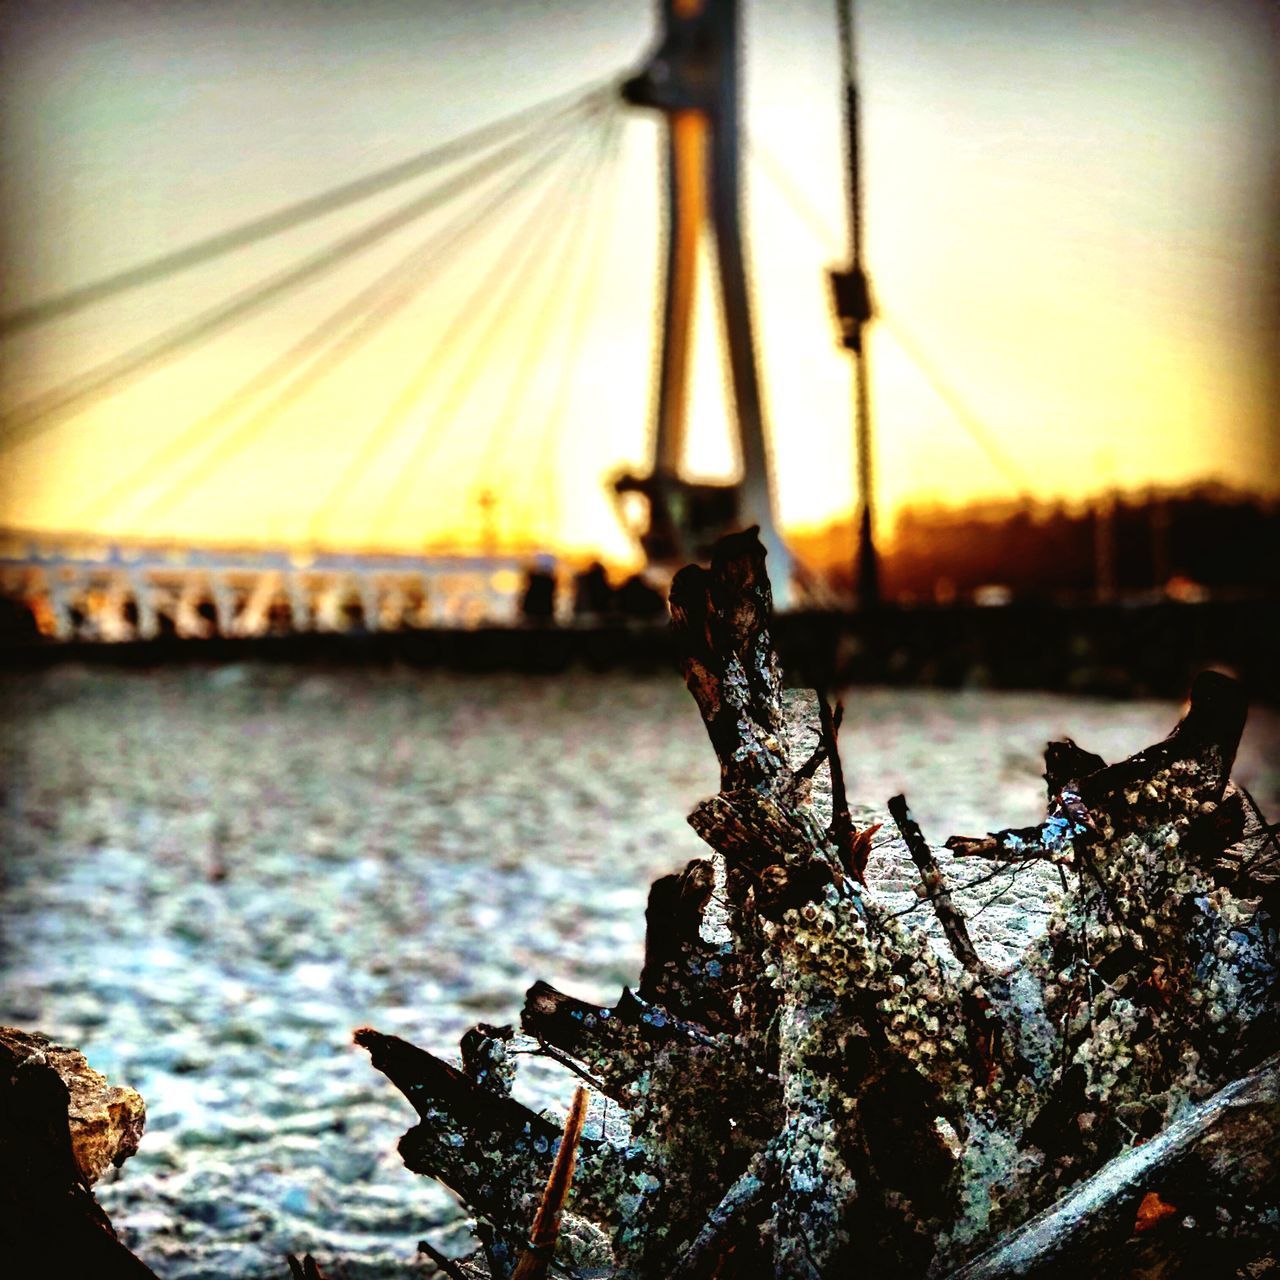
left=876, top=309, right=1035, bottom=499
left=471, top=115, right=617, bottom=521
left=363, top=114, right=609, bottom=546
left=0, top=76, right=618, bottom=339
left=116, top=115, right=598, bottom=532
left=499, top=114, right=625, bottom=550
left=307, top=115, right=611, bottom=545
left=748, top=139, right=841, bottom=254
left=362, top=108, right=617, bottom=547
left=0, top=98, right=605, bottom=454
left=76, top=137, right=577, bottom=531
left=748, top=138, right=1035, bottom=498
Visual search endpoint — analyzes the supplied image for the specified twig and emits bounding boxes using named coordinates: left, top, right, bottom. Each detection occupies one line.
left=947, top=789, right=1093, bottom=865
left=888, top=794, right=984, bottom=974
left=531, top=1036, right=608, bottom=1094
left=946, top=833, right=1054, bottom=862
left=511, top=1085, right=590, bottom=1280
left=417, top=1238, right=469, bottom=1280
left=793, top=740, right=828, bottom=784
left=886, top=858, right=1029, bottom=920
left=669, top=1164, right=771, bottom=1279
left=968, top=858, right=1039, bottom=922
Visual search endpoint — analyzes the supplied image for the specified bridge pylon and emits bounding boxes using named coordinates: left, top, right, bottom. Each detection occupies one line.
left=615, top=0, right=793, bottom=604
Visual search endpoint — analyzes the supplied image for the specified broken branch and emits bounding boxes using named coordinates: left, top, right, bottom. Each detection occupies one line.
left=512, top=1086, right=590, bottom=1280
left=888, top=794, right=984, bottom=973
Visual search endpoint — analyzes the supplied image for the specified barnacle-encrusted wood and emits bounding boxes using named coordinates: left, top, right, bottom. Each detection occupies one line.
left=359, top=530, right=1279, bottom=1279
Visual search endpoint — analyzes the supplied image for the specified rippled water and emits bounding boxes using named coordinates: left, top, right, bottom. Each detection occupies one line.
left=2, top=667, right=1275, bottom=1277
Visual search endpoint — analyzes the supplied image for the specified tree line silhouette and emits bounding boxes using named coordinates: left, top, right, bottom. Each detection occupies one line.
left=792, top=484, right=1280, bottom=603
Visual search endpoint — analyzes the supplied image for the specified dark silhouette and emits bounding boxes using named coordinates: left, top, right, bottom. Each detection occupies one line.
left=572, top=561, right=615, bottom=620
left=793, top=485, right=1280, bottom=603
left=520, top=566, right=557, bottom=624
left=615, top=573, right=665, bottom=620
left=0, top=596, right=38, bottom=641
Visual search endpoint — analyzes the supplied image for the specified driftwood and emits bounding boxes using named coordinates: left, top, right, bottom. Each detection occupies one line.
left=949, top=1050, right=1280, bottom=1279
left=358, top=529, right=1279, bottom=1279
left=0, top=1026, right=156, bottom=1277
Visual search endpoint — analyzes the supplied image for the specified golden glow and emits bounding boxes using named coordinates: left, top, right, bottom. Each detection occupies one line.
left=656, top=109, right=709, bottom=473
left=0, top=1, right=1274, bottom=566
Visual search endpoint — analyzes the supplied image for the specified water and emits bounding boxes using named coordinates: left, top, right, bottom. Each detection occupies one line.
left=2, top=668, right=1275, bottom=1277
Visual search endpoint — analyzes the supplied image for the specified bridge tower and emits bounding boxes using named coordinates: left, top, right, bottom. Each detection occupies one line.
left=615, top=0, right=793, bottom=603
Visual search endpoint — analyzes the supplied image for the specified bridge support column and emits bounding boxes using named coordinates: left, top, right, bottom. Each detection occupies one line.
left=623, top=0, right=792, bottom=603
left=357, top=576, right=380, bottom=632
left=127, top=570, right=158, bottom=639
left=286, top=574, right=312, bottom=632
left=43, top=568, right=76, bottom=640
left=175, top=578, right=213, bottom=639
left=210, top=572, right=236, bottom=637
left=102, top=573, right=133, bottom=642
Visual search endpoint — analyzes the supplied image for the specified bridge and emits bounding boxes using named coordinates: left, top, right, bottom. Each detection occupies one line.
left=0, top=529, right=551, bottom=640
left=0, top=0, right=1047, bottom=644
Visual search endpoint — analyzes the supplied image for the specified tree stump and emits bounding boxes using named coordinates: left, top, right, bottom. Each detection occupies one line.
left=359, top=530, right=1279, bottom=1279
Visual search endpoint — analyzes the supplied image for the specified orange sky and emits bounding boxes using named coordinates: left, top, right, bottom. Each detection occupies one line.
left=0, top=0, right=1276, bottom=566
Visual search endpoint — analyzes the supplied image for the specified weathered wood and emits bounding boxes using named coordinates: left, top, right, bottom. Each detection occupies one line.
left=357, top=530, right=1279, bottom=1279
left=638, top=860, right=743, bottom=1031
left=949, top=670, right=1246, bottom=865
left=418, top=1237, right=471, bottom=1280
left=667, top=1160, right=771, bottom=1280
left=946, top=1051, right=1280, bottom=1280
left=668, top=528, right=787, bottom=793
left=1042, top=739, right=1107, bottom=795
left=285, top=1254, right=330, bottom=1280
left=355, top=1025, right=561, bottom=1272
left=356, top=1026, right=629, bottom=1274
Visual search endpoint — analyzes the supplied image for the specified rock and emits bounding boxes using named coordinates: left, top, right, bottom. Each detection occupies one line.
left=0, top=1026, right=146, bottom=1184
left=0, top=1024, right=157, bottom=1275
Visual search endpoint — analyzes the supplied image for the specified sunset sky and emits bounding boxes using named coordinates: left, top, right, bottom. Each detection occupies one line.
left=0, top=0, right=1276, bottom=565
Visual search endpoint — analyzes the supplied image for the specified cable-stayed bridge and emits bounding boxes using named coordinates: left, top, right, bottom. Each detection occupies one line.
left=0, top=78, right=624, bottom=638
left=0, top=0, right=1037, bottom=644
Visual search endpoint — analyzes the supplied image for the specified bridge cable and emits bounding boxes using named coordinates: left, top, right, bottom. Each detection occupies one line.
left=76, top=131, right=583, bottom=530
left=874, top=309, right=1036, bottom=500
left=304, top=116, right=611, bottom=546
left=747, top=138, right=1035, bottom=499
left=749, top=139, right=841, bottom=255
left=363, top=107, right=618, bottom=547
left=503, top=113, right=626, bottom=549
left=0, top=76, right=618, bottom=339
left=470, top=112, right=620, bottom=546
left=365, top=109, right=613, bottom=546
left=92, top=112, right=598, bottom=534
left=308, top=113, right=609, bottom=545
left=0, top=99, right=605, bottom=455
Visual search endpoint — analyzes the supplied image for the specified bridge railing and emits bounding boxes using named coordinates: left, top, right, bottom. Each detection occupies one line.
left=0, top=540, right=561, bottom=641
